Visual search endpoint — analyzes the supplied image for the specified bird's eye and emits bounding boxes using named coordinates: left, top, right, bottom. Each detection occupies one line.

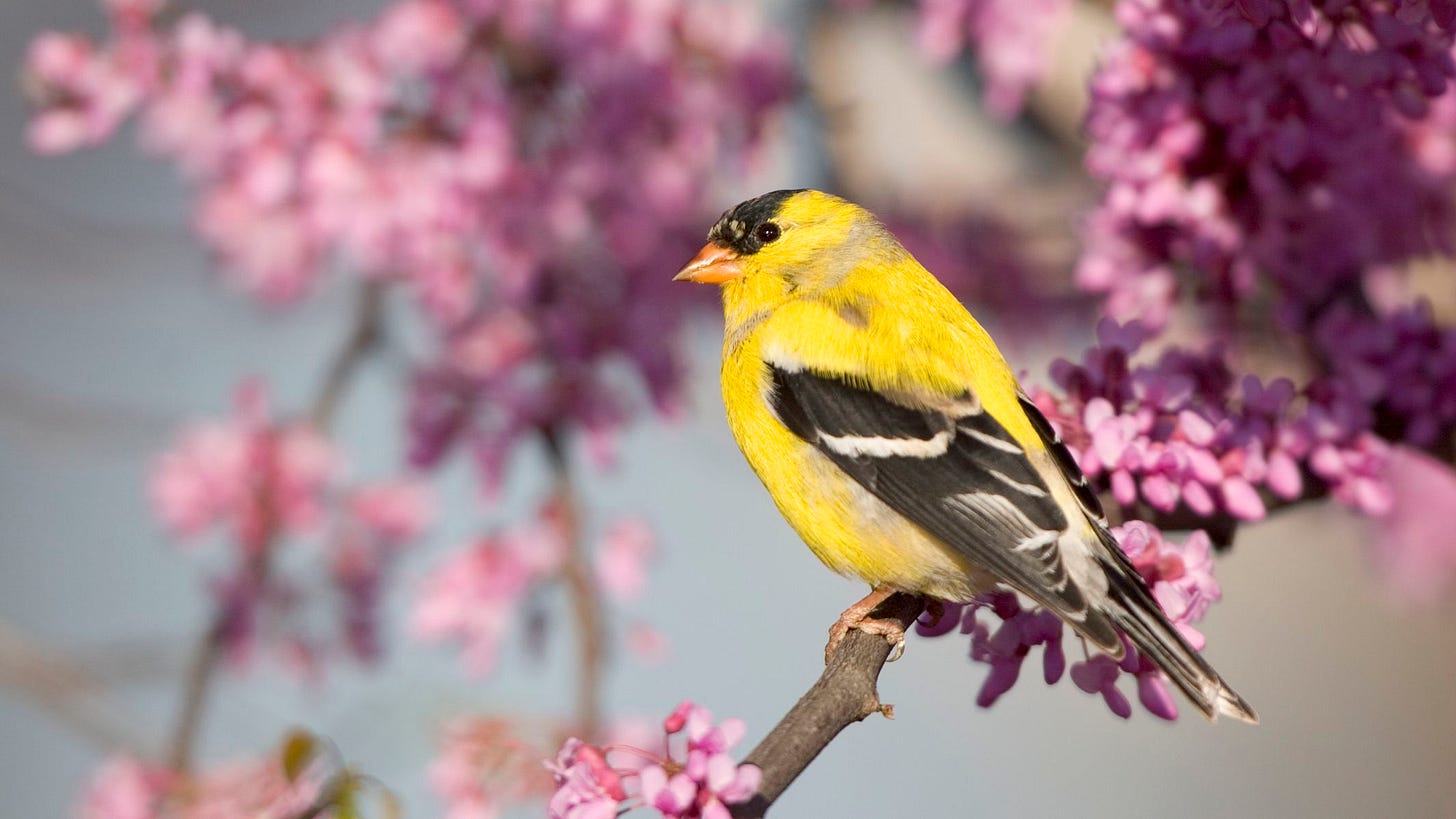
left=755, top=222, right=781, bottom=244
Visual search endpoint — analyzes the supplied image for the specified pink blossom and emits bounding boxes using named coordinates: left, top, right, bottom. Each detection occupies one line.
left=412, top=510, right=565, bottom=675
left=916, top=522, right=1222, bottom=720
left=25, top=0, right=792, bottom=488
left=78, top=745, right=329, bottom=819
left=430, top=717, right=554, bottom=819
left=594, top=517, right=655, bottom=601
left=954, top=593, right=1066, bottom=708
left=1369, top=446, right=1456, bottom=602
left=371, top=0, right=466, bottom=72
left=546, top=701, right=760, bottom=819
left=78, top=756, right=170, bottom=819
left=148, top=380, right=337, bottom=549
left=895, top=0, right=1073, bottom=117
left=1070, top=655, right=1132, bottom=719
left=348, top=479, right=434, bottom=544
left=546, top=739, right=627, bottom=819
left=151, top=381, right=432, bottom=670
left=101, top=0, right=164, bottom=25
left=149, top=417, right=252, bottom=539
left=1081, top=1, right=1456, bottom=330
left=627, top=622, right=669, bottom=664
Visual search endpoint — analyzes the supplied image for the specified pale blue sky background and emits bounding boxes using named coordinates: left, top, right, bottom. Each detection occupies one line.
left=2, top=2, right=1455, bottom=817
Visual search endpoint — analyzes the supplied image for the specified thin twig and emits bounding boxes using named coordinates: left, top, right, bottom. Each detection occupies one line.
left=731, top=593, right=925, bottom=818
left=165, top=281, right=386, bottom=772
left=0, top=619, right=154, bottom=754
left=541, top=427, right=605, bottom=740
left=309, top=282, right=387, bottom=435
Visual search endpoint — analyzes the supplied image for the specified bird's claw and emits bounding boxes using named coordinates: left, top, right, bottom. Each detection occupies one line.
left=824, top=615, right=907, bottom=664
left=824, top=586, right=907, bottom=664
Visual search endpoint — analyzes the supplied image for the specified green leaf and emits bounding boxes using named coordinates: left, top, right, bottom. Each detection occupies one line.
left=280, top=729, right=318, bottom=782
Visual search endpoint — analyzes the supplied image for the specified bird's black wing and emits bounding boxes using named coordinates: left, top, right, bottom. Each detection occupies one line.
left=1016, top=392, right=1106, bottom=524
left=770, top=365, right=1107, bottom=631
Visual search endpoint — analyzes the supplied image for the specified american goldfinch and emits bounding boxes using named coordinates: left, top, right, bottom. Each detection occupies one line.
left=674, top=189, right=1257, bottom=724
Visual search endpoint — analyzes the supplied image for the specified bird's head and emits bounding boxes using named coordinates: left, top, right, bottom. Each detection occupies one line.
left=673, top=189, right=906, bottom=296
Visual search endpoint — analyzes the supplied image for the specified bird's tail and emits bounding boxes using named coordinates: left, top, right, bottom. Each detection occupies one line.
left=1096, top=532, right=1259, bottom=724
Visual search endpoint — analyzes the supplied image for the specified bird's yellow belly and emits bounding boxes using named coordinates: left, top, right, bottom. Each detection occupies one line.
left=726, top=376, right=990, bottom=601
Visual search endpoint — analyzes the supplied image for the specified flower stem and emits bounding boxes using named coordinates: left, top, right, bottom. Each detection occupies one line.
left=164, top=281, right=385, bottom=772
left=542, top=426, right=605, bottom=740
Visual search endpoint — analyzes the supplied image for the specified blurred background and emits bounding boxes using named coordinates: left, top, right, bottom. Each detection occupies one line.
left=3, top=1, right=1456, bottom=817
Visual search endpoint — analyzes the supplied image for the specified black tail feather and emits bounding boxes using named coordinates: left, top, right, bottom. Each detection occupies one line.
left=1095, top=530, right=1258, bottom=724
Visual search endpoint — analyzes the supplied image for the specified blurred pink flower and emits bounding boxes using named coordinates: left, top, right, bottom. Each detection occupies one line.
left=348, top=479, right=434, bottom=544
left=412, top=510, right=565, bottom=675
left=78, top=756, right=170, bottom=819
left=911, top=0, right=1073, bottom=117
left=594, top=517, right=654, bottom=602
left=26, top=0, right=792, bottom=494
left=78, top=745, right=329, bottom=819
left=148, top=380, right=338, bottom=549
left=627, top=622, right=669, bottom=665
left=1369, top=446, right=1456, bottom=602
left=371, top=0, right=466, bottom=72
left=430, top=717, right=553, bottom=819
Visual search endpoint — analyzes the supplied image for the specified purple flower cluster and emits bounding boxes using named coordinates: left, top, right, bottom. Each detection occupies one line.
left=24, top=0, right=792, bottom=490
left=1069, top=0, right=1456, bottom=607
left=1036, top=319, right=1393, bottom=523
left=1080, top=0, right=1456, bottom=328
left=1313, top=301, right=1456, bottom=448
left=917, top=522, right=1219, bottom=720
left=546, top=701, right=760, bottom=819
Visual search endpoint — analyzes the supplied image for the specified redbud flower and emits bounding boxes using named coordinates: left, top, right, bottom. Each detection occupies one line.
left=1081, top=1, right=1456, bottom=329
left=148, top=380, right=338, bottom=550
left=918, top=521, right=1222, bottom=720
left=595, top=517, right=655, bottom=602
left=546, top=701, right=760, bottom=819
left=412, top=510, right=565, bottom=675
left=78, top=745, right=330, bottom=819
left=1369, top=446, right=1456, bottom=602
left=26, top=0, right=793, bottom=496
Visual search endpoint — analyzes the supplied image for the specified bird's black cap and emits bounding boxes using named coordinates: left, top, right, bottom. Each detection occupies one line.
left=708, top=189, right=806, bottom=256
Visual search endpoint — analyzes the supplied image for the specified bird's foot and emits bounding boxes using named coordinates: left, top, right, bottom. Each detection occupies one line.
left=824, top=586, right=907, bottom=664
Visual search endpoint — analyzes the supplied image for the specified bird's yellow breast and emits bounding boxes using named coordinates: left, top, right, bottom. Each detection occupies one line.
left=720, top=310, right=993, bottom=600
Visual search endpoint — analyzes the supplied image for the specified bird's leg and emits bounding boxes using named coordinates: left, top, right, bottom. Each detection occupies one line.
left=825, top=585, right=906, bottom=664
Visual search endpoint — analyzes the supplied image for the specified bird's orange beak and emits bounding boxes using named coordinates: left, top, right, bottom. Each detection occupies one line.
left=673, top=242, right=743, bottom=284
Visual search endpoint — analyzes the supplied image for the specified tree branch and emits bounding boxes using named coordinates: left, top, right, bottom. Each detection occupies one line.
left=541, top=427, right=605, bottom=740
left=731, top=593, right=925, bottom=818
left=166, top=281, right=386, bottom=772
left=0, top=619, right=153, bottom=754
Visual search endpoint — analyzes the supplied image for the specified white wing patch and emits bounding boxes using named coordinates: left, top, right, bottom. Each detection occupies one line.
left=819, top=429, right=954, bottom=458
left=986, top=467, right=1049, bottom=498
left=961, top=426, right=1023, bottom=454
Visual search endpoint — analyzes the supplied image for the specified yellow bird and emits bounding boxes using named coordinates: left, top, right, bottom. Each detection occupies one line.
left=674, top=189, right=1256, bottom=723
